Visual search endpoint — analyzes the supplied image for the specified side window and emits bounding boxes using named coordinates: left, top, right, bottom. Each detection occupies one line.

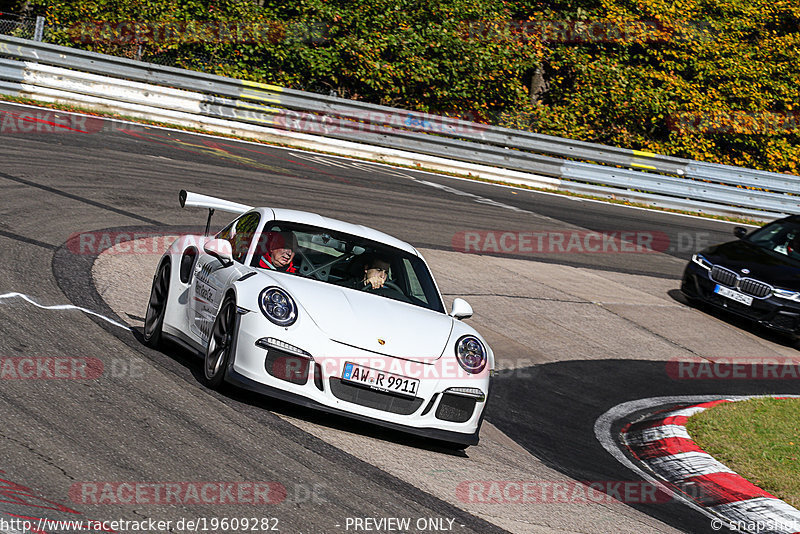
left=218, top=212, right=260, bottom=264
left=216, top=221, right=235, bottom=242
left=401, top=257, right=445, bottom=313
left=402, top=258, right=428, bottom=304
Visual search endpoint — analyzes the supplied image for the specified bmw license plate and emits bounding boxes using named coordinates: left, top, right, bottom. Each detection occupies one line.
left=714, top=284, right=753, bottom=306
left=342, top=362, right=419, bottom=398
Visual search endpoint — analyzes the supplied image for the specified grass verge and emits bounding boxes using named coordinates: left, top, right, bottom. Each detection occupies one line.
left=686, top=397, right=800, bottom=507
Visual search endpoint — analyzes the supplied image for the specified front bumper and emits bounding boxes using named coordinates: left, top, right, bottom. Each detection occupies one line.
left=225, top=368, right=483, bottom=445
left=681, top=262, right=800, bottom=335
left=226, top=310, right=490, bottom=445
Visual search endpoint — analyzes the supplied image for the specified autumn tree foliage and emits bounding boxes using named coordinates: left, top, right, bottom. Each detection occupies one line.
left=19, top=0, right=800, bottom=174
left=505, top=0, right=800, bottom=173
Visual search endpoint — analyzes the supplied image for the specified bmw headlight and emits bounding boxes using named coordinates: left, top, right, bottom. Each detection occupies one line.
left=455, top=335, right=487, bottom=374
left=691, top=253, right=712, bottom=271
left=259, top=287, right=297, bottom=327
left=773, top=288, right=800, bottom=302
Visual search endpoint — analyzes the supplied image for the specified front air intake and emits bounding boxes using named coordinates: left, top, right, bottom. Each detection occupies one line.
left=435, top=393, right=476, bottom=423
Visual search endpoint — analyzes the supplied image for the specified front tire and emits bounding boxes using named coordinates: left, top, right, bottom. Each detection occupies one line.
left=143, top=261, right=170, bottom=348
left=203, top=294, right=237, bottom=390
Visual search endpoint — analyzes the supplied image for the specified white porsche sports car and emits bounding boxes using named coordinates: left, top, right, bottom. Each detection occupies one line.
left=143, top=191, right=493, bottom=447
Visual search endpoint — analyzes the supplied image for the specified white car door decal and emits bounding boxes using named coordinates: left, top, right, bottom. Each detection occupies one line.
left=191, top=260, right=222, bottom=342
left=191, top=259, right=246, bottom=343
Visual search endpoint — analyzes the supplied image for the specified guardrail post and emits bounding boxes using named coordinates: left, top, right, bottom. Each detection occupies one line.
left=33, top=16, right=45, bottom=42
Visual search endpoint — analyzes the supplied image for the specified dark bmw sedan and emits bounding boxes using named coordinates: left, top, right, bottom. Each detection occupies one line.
left=681, top=215, right=800, bottom=336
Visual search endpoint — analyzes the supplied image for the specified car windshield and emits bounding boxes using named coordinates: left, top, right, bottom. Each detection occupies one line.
left=252, top=221, right=445, bottom=313
left=745, top=219, right=800, bottom=262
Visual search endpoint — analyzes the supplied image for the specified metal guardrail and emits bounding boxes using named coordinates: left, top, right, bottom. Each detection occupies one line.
left=0, top=33, right=798, bottom=220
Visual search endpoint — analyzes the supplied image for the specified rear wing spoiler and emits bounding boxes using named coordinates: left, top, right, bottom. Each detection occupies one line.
left=179, top=190, right=254, bottom=235
left=179, top=190, right=253, bottom=214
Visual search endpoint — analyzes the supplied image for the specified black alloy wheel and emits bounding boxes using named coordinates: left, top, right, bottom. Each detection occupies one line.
left=203, top=295, right=238, bottom=389
left=143, top=261, right=170, bottom=348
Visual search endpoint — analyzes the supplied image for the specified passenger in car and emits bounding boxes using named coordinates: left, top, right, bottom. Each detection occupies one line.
left=257, top=231, right=298, bottom=273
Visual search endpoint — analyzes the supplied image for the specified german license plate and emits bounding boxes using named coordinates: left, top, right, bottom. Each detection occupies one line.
left=342, top=362, right=419, bottom=398
left=714, top=284, right=753, bottom=306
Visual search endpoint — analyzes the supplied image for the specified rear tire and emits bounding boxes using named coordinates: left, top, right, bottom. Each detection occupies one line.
left=203, top=295, right=237, bottom=390
left=143, top=261, right=170, bottom=348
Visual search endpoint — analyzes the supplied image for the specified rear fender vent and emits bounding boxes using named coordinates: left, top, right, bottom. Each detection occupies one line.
left=179, top=247, right=198, bottom=284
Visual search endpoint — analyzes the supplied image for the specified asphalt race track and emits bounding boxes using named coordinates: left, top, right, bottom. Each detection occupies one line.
left=1, top=101, right=799, bottom=534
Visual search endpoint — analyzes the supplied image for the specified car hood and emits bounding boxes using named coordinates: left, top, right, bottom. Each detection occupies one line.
left=276, top=275, right=453, bottom=362
left=701, top=240, right=800, bottom=290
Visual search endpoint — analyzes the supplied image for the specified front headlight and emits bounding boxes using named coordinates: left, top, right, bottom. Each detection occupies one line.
left=455, top=335, right=487, bottom=374
left=773, top=288, right=800, bottom=302
left=259, top=287, right=297, bottom=327
left=691, top=253, right=713, bottom=271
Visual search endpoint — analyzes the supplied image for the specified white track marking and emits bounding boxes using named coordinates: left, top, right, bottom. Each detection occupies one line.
left=415, top=179, right=548, bottom=217
left=0, top=292, right=131, bottom=330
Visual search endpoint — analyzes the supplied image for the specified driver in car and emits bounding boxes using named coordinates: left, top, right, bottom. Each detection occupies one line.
left=361, top=256, right=391, bottom=289
left=775, top=232, right=800, bottom=258
left=345, top=255, right=411, bottom=303
left=257, top=231, right=297, bottom=273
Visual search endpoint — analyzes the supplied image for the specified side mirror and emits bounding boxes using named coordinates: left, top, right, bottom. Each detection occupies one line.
left=203, top=238, right=234, bottom=267
left=450, top=298, right=473, bottom=320
left=733, top=227, right=748, bottom=239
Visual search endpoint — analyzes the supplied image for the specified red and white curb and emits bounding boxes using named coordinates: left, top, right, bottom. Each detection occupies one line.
left=596, top=395, right=800, bottom=533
